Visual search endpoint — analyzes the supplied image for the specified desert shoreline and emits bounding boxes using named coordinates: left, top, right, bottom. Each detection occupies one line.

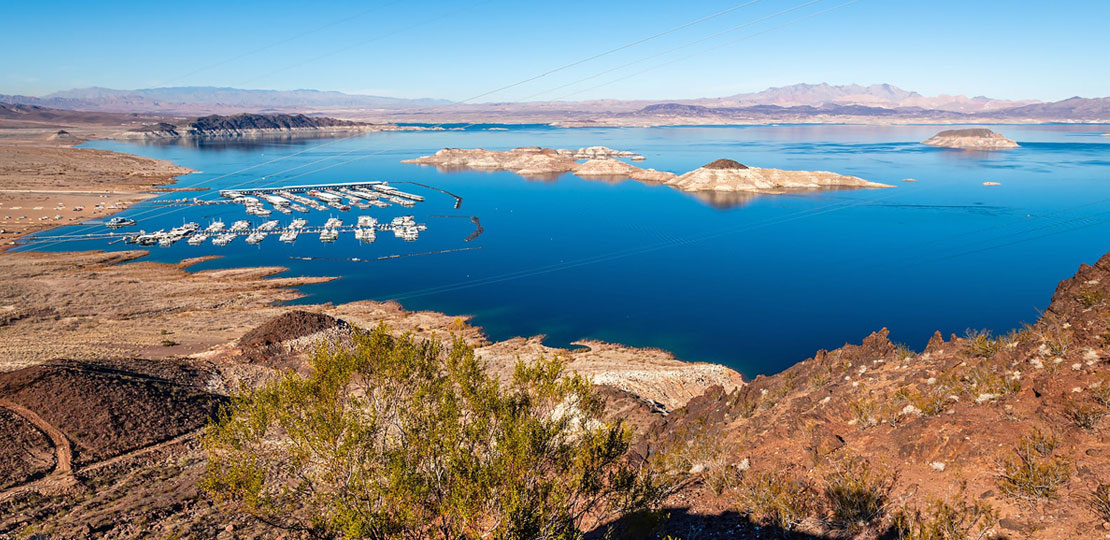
left=0, top=130, right=744, bottom=412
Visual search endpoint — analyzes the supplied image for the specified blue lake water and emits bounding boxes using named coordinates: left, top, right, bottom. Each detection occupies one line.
left=21, top=124, right=1110, bottom=378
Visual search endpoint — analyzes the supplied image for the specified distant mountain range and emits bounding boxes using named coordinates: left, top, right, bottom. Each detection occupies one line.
left=691, top=83, right=1040, bottom=112
left=1, top=84, right=1107, bottom=124
left=0, top=86, right=451, bottom=115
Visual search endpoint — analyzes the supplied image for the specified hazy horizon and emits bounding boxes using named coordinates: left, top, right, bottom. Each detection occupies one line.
left=13, top=81, right=1099, bottom=105
left=3, top=0, right=1108, bottom=103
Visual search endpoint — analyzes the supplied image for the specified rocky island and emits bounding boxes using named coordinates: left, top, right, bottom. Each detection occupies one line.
left=922, top=128, right=1019, bottom=149
left=670, top=158, right=889, bottom=193
left=403, top=147, right=892, bottom=195
left=121, top=113, right=416, bottom=140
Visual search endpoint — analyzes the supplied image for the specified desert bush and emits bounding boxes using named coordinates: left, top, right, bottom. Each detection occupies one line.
left=821, top=454, right=897, bottom=530
left=736, top=469, right=815, bottom=532
left=203, top=325, right=649, bottom=539
left=849, top=396, right=880, bottom=429
left=896, top=385, right=950, bottom=416
left=893, top=496, right=998, bottom=540
left=956, top=364, right=1021, bottom=398
left=644, top=420, right=738, bottom=495
left=1002, top=326, right=1033, bottom=347
left=448, top=317, right=468, bottom=331
left=160, top=339, right=178, bottom=347
left=996, top=428, right=1072, bottom=500
left=806, top=366, right=833, bottom=388
left=1092, top=381, right=1110, bottom=408
left=849, top=395, right=897, bottom=429
left=1044, top=328, right=1072, bottom=357
left=1078, top=290, right=1106, bottom=308
left=1063, top=397, right=1105, bottom=430
left=894, top=343, right=916, bottom=361
left=1090, top=483, right=1110, bottom=522
left=966, top=330, right=1003, bottom=358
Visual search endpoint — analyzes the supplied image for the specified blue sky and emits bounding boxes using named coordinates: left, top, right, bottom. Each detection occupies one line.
left=2, top=0, right=1107, bottom=102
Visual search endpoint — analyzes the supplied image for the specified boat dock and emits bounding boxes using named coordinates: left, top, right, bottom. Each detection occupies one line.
left=218, top=181, right=428, bottom=216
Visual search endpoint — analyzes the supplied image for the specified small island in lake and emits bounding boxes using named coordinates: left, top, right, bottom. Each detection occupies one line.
left=922, top=128, right=1019, bottom=150
left=669, top=158, right=890, bottom=193
left=403, top=148, right=892, bottom=195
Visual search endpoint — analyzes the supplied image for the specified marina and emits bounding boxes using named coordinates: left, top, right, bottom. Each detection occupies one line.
left=94, top=180, right=442, bottom=247
left=99, top=181, right=461, bottom=251
left=219, top=181, right=426, bottom=216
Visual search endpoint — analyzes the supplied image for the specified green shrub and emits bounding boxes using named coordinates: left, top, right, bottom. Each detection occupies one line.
left=160, top=339, right=178, bottom=347
left=202, top=325, right=647, bottom=539
left=1044, top=329, right=1072, bottom=357
left=1064, top=398, right=1105, bottom=430
left=849, top=395, right=897, bottom=429
left=893, top=496, right=998, bottom=540
left=736, top=469, right=815, bottom=532
left=996, top=428, right=1072, bottom=500
left=957, top=364, right=1021, bottom=398
left=1090, top=483, right=1110, bottom=522
left=1078, top=290, right=1106, bottom=308
left=966, top=330, right=1003, bottom=358
left=1090, top=379, right=1110, bottom=408
left=821, top=454, right=897, bottom=530
left=896, top=385, right=950, bottom=416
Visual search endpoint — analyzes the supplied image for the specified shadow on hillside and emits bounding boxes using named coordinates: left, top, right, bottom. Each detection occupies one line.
left=588, top=507, right=830, bottom=540
left=590, top=508, right=1019, bottom=540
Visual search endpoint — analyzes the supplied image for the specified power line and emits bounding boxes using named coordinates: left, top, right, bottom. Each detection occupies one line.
left=550, top=0, right=861, bottom=101
left=516, top=0, right=825, bottom=102
left=454, top=0, right=765, bottom=104
left=235, top=0, right=492, bottom=88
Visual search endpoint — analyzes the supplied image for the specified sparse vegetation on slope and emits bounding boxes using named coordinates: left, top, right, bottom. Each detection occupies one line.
left=634, top=252, right=1110, bottom=538
left=202, top=325, right=664, bottom=539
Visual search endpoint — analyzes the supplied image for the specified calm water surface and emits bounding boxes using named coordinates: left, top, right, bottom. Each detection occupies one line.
left=23, top=124, right=1110, bottom=377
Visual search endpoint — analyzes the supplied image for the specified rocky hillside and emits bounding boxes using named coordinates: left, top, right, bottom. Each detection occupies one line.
left=634, top=253, right=1110, bottom=539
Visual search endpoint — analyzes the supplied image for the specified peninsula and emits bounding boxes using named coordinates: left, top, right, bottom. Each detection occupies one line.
left=922, top=128, right=1019, bottom=150
left=403, top=147, right=892, bottom=195
left=121, top=113, right=423, bottom=140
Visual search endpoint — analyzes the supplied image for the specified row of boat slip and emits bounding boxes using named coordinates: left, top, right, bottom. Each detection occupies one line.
left=121, top=214, right=426, bottom=246
left=220, top=182, right=427, bottom=216
left=370, top=184, right=425, bottom=202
